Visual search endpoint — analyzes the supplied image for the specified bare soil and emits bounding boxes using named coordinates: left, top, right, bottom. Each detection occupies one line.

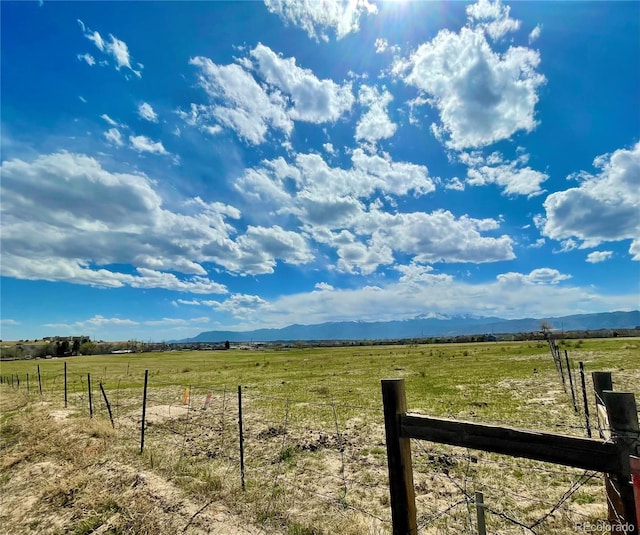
left=0, top=394, right=262, bottom=535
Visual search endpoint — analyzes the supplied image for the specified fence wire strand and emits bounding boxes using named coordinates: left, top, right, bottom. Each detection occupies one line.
left=2, top=359, right=635, bottom=535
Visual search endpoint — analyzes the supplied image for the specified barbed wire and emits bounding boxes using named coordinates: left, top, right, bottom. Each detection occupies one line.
left=417, top=499, right=466, bottom=530
left=413, top=441, right=605, bottom=479
left=285, top=479, right=392, bottom=525
left=2, top=365, right=636, bottom=535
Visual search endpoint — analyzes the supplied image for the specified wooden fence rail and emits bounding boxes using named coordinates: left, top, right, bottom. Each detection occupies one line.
left=382, top=377, right=639, bottom=535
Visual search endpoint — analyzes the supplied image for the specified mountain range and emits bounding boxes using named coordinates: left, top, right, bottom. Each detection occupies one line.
left=177, top=311, right=640, bottom=343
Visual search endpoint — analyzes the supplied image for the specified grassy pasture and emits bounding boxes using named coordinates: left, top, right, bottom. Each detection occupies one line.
left=1, top=338, right=638, bottom=534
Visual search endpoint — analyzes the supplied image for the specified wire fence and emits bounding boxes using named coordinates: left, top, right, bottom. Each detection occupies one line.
left=0, top=362, right=632, bottom=534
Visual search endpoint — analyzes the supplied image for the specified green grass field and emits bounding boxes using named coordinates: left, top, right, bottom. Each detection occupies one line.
left=2, top=337, right=638, bottom=428
left=1, top=338, right=638, bottom=534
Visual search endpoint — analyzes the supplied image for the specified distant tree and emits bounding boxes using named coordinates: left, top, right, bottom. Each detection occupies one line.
left=224, top=340, right=230, bottom=350
left=540, top=321, right=553, bottom=338
left=72, top=339, right=80, bottom=356
left=35, top=343, right=54, bottom=358
left=79, top=341, right=96, bottom=355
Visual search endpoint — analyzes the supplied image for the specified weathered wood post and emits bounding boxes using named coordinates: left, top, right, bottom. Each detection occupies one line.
left=592, top=371, right=613, bottom=439
left=602, top=391, right=639, bottom=531
left=630, top=455, right=640, bottom=528
left=381, top=379, right=417, bottom=535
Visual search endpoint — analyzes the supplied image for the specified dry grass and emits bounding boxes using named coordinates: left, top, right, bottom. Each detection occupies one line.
left=1, top=338, right=638, bottom=534
left=0, top=393, right=262, bottom=535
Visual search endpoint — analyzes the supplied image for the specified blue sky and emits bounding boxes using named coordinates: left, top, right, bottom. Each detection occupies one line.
left=1, top=0, right=639, bottom=341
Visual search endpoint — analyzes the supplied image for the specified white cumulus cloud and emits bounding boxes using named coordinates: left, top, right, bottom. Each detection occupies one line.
left=586, top=251, right=613, bottom=263
left=138, top=102, right=158, bottom=122
left=497, top=267, right=571, bottom=286
left=236, top=150, right=515, bottom=273
left=466, top=0, right=521, bottom=40
left=188, top=44, right=354, bottom=144
left=355, top=84, right=397, bottom=145
left=129, top=135, right=168, bottom=154
left=250, top=43, right=354, bottom=124
left=189, top=56, right=293, bottom=144
left=393, top=21, right=545, bottom=150
left=264, top=0, right=377, bottom=41
left=0, top=152, right=321, bottom=290
left=462, top=150, right=549, bottom=196
left=542, top=142, right=640, bottom=257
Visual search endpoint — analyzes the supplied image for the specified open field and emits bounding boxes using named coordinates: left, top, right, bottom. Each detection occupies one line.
left=1, top=338, right=639, bottom=534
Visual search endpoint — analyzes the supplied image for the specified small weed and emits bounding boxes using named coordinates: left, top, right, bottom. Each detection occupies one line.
left=72, top=515, right=102, bottom=535
left=287, top=523, right=321, bottom=535
left=278, top=446, right=297, bottom=464
left=309, top=385, right=330, bottom=396
left=572, top=491, right=597, bottom=505
left=361, top=472, right=376, bottom=485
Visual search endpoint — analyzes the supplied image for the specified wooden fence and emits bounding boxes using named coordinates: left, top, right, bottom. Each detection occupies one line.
left=382, top=375, right=639, bottom=534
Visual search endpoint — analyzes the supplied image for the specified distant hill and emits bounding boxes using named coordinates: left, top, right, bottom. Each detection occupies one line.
left=176, top=310, right=640, bottom=343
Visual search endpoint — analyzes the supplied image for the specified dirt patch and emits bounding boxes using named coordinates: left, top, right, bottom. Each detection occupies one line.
left=49, top=408, right=74, bottom=421
left=0, top=398, right=266, bottom=535
left=144, top=404, right=191, bottom=424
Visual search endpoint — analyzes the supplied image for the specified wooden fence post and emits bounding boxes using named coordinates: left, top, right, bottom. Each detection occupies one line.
left=592, top=372, right=613, bottom=439
left=26, top=373, right=29, bottom=395
left=381, top=379, right=417, bottom=535
left=602, top=391, right=639, bottom=531
left=592, top=371, right=616, bottom=521
left=37, top=365, right=42, bottom=396
left=630, top=455, right=640, bottom=529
